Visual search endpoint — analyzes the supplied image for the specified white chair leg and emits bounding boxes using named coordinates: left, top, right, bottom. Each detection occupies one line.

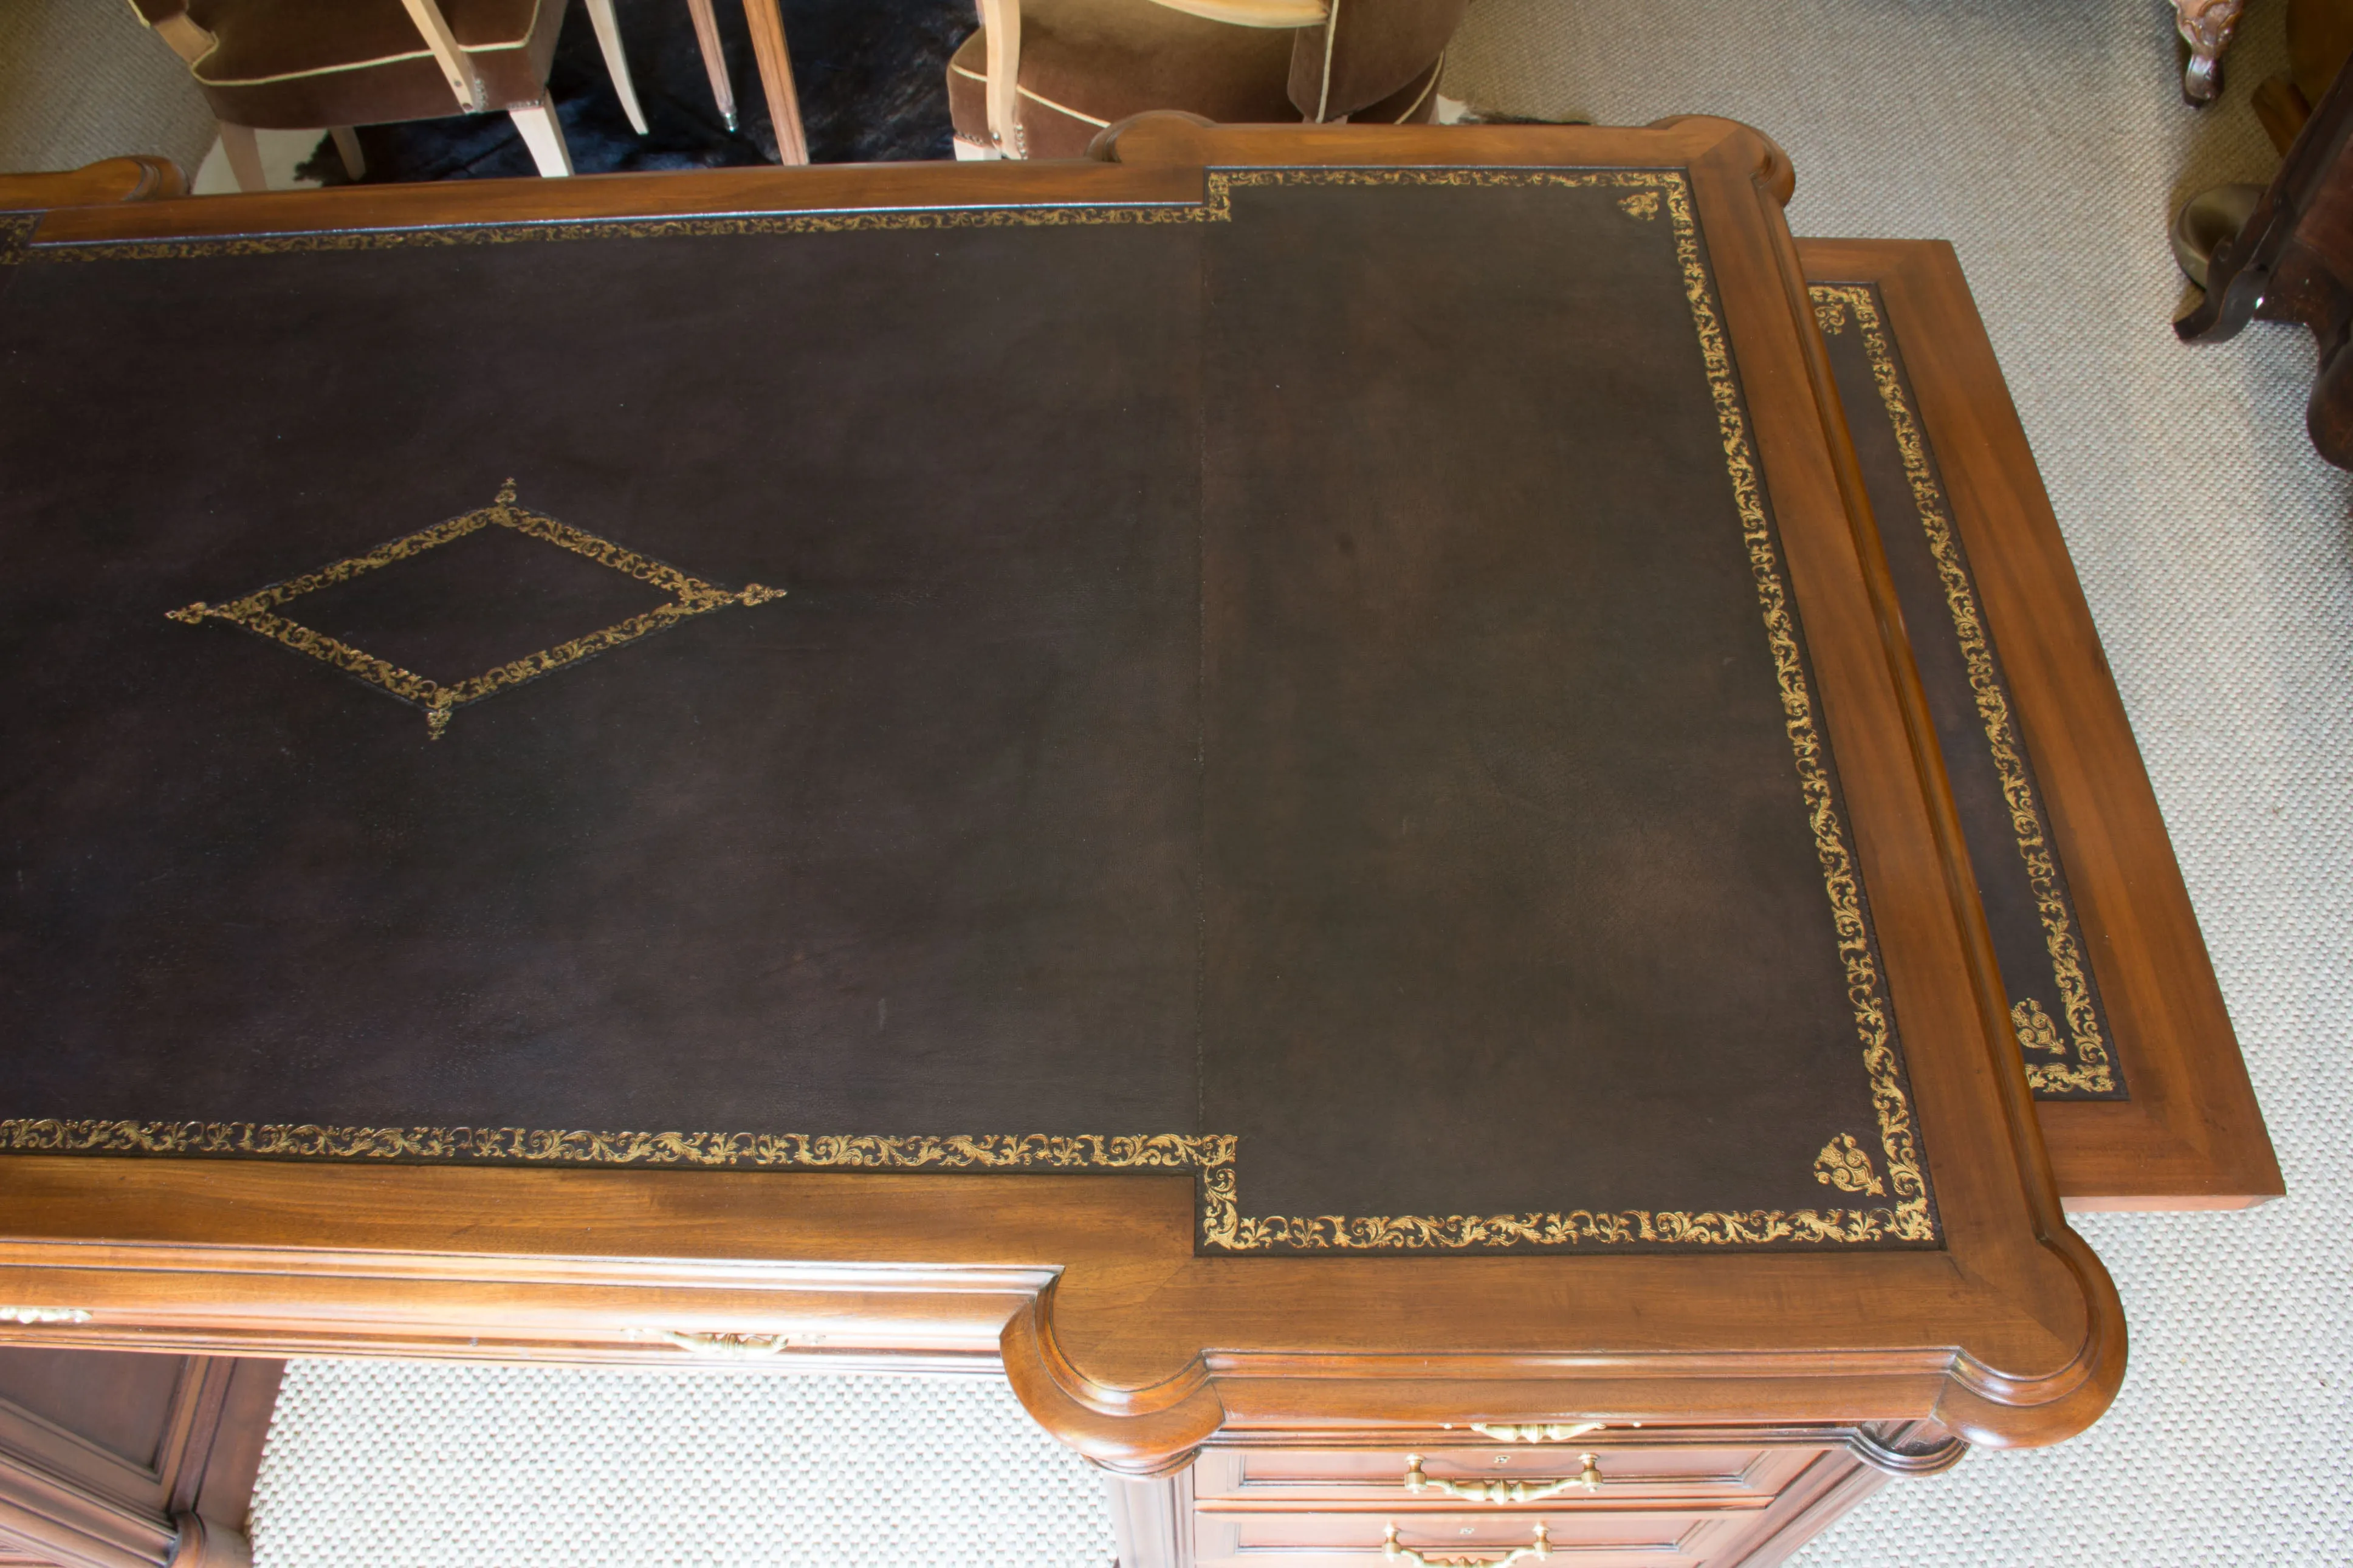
left=218, top=122, right=267, bottom=191
left=580, top=0, right=650, bottom=135
left=329, top=126, right=366, bottom=180
left=509, top=100, right=574, bottom=176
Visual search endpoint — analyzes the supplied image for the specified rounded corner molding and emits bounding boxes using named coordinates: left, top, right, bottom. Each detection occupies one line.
left=1847, top=1427, right=1970, bottom=1477
left=998, top=1290, right=1225, bottom=1473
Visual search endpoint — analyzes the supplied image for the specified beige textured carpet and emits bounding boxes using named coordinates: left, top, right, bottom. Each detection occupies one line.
left=0, top=0, right=214, bottom=179
left=1446, top=1, right=2352, bottom=1561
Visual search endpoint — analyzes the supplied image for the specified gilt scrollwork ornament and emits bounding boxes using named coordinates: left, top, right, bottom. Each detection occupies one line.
left=1807, top=283, right=2118, bottom=1098
left=2011, top=999, right=2064, bottom=1055
left=1814, top=1134, right=1885, bottom=1196
left=167, top=480, right=786, bottom=738
left=625, top=1328, right=802, bottom=1359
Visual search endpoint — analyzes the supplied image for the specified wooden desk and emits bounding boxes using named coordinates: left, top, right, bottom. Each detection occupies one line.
left=0, top=119, right=2230, bottom=1567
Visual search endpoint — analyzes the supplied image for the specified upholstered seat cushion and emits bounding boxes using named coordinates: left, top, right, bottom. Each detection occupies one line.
left=946, top=0, right=1448, bottom=160
left=166, top=0, right=565, bottom=129
left=947, top=0, right=1299, bottom=159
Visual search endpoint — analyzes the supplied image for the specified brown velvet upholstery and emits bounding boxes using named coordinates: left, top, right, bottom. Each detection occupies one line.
left=128, top=0, right=568, bottom=129
left=947, top=0, right=1455, bottom=158
left=948, top=0, right=1299, bottom=159
left=1286, top=0, right=1466, bottom=123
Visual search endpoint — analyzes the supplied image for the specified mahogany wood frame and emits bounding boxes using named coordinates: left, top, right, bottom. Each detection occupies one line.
left=0, top=120, right=2125, bottom=1476
left=1798, top=239, right=2283, bottom=1212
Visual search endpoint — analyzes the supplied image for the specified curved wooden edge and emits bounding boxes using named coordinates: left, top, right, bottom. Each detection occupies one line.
left=1796, top=237, right=2284, bottom=1211
left=0, top=157, right=185, bottom=214
left=1001, top=1290, right=1224, bottom=1476
left=1845, top=1421, right=1968, bottom=1477
left=0, top=1149, right=2121, bottom=1464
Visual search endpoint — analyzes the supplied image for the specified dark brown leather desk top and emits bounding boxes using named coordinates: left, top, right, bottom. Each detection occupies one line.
left=0, top=123, right=2132, bottom=1466
left=0, top=166, right=1937, bottom=1253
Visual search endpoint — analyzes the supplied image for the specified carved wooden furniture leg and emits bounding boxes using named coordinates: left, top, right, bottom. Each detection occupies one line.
left=684, top=0, right=739, bottom=131
left=2177, top=0, right=2247, bottom=104
left=741, top=0, right=809, bottom=165
left=2179, top=10, right=2353, bottom=467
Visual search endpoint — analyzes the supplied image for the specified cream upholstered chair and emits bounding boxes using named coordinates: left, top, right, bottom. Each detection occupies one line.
left=128, top=0, right=651, bottom=185
left=947, top=0, right=1466, bottom=160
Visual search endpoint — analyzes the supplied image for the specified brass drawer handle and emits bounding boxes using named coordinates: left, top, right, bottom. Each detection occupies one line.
left=1383, top=1521, right=1550, bottom=1565
left=1468, top=1422, right=1607, bottom=1443
left=623, top=1328, right=798, bottom=1358
left=1406, top=1452, right=1602, bottom=1504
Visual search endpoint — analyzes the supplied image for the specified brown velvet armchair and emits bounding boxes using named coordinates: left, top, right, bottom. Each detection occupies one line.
left=126, top=0, right=648, bottom=185
left=946, top=0, right=1468, bottom=160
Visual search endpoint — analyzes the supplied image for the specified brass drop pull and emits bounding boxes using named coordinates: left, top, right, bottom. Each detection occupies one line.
left=1405, top=1453, right=1604, bottom=1505
left=0, top=1307, right=91, bottom=1325
left=623, top=1328, right=797, bottom=1358
left=1382, top=1521, right=1551, bottom=1566
left=1468, top=1421, right=1606, bottom=1443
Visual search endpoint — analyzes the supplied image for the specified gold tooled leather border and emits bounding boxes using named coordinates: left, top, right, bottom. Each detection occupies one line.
left=1, top=171, right=1937, bottom=1249
left=166, top=480, right=783, bottom=738
left=1811, top=284, right=2118, bottom=1098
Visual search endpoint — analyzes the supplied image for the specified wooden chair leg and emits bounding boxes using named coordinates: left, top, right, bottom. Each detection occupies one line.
left=329, top=127, right=366, bottom=180
left=217, top=122, right=267, bottom=191
left=581, top=0, right=650, bottom=134
left=684, top=0, right=738, bottom=131
left=740, top=0, right=808, bottom=165
left=508, top=100, right=575, bottom=176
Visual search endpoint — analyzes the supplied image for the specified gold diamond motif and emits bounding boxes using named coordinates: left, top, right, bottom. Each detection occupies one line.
left=167, top=481, right=785, bottom=738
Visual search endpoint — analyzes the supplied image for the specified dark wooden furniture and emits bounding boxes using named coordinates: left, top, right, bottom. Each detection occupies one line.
left=2178, top=12, right=2353, bottom=465
left=2252, top=0, right=2353, bottom=151
left=2177, top=0, right=2248, bottom=104
left=1086, top=228, right=2283, bottom=1566
left=0, top=1350, right=281, bottom=1568
left=0, top=116, right=2281, bottom=1566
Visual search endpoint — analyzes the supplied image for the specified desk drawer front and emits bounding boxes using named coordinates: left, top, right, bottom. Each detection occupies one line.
left=1195, top=1506, right=1755, bottom=1566
left=1194, top=1444, right=1814, bottom=1504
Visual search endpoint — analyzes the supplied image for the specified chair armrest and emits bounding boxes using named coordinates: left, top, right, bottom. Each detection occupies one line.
left=124, top=0, right=218, bottom=68
left=1145, top=0, right=1327, bottom=26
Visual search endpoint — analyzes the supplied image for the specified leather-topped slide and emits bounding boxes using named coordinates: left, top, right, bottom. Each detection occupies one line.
left=1799, top=238, right=2281, bottom=1210
left=0, top=120, right=2120, bottom=1471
